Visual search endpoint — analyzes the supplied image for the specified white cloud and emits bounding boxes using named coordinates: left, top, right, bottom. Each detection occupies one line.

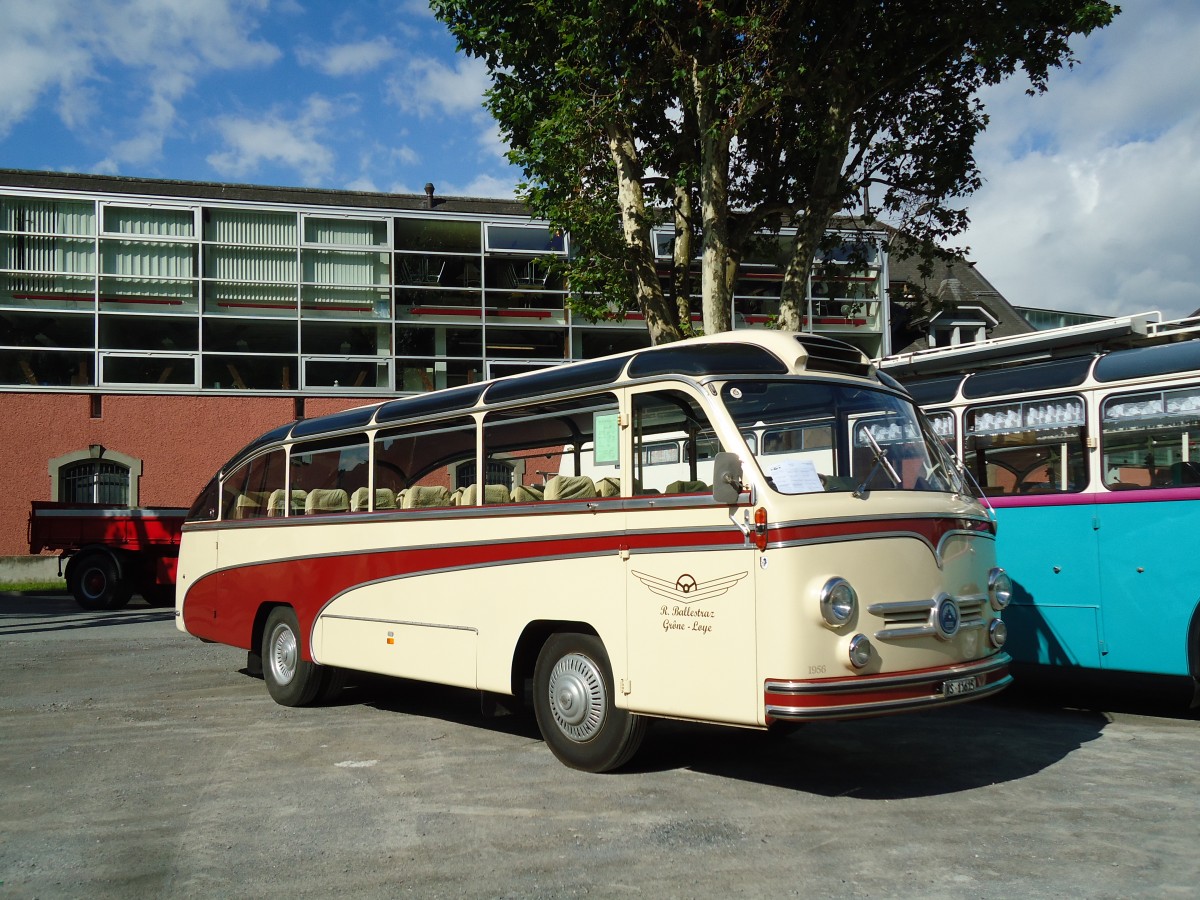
left=0, top=0, right=280, bottom=161
left=963, top=0, right=1200, bottom=322
left=386, top=54, right=490, bottom=118
left=297, top=38, right=397, bottom=77
left=207, top=96, right=343, bottom=183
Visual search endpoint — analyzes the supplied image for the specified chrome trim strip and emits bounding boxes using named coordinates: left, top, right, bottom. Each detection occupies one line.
left=875, top=624, right=935, bottom=640
left=319, top=613, right=478, bottom=634
left=770, top=511, right=991, bottom=530
left=766, top=675, right=1012, bottom=720
left=765, top=653, right=1011, bottom=695
left=868, top=598, right=935, bottom=615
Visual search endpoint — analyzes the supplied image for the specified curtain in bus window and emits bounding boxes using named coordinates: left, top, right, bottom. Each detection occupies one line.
left=965, top=395, right=1088, bottom=495
left=374, top=417, right=476, bottom=509
left=1101, top=385, right=1200, bottom=490
left=483, top=394, right=619, bottom=503
left=631, top=390, right=724, bottom=496
left=220, top=449, right=285, bottom=520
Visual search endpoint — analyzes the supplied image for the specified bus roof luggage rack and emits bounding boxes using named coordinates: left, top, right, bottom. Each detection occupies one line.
left=877, top=312, right=1164, bottom=378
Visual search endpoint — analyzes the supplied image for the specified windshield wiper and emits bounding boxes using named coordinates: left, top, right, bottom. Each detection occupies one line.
left=853, top=427, right=901, bottom=499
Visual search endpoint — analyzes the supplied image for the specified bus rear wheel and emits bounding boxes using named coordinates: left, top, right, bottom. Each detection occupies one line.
left=533, top=633, right=646, bottom=772
left=262, top=606, right=335, bottom=707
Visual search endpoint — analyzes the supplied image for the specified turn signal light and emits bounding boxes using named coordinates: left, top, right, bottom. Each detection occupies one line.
left=753, top=507, right=768, bottom=551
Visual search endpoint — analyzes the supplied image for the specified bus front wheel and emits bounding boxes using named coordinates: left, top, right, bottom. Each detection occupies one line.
left=262, top=607, right=332, bottom=707
left=533, top=633, right=646, bottom=772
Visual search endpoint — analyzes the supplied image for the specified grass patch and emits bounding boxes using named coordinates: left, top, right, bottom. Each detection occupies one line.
left=1, top=580, right=67, bottom=592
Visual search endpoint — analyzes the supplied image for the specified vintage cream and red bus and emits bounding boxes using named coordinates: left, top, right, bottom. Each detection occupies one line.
left=176, top=331, right=1012, bottom=771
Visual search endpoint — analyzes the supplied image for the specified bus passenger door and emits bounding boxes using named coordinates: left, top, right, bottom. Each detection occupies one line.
left=1094, top=494, right=1198, bottom=676
left=622, top=387, right=759, bottom=725
left=994, top=501, right=1104, bottom=669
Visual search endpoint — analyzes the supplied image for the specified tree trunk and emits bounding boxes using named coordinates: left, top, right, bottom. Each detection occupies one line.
left=608, top=127, right=683, bottom=345
left=697, top=102, right=733, bottom=336
left=777, top=220, right=823, bottom=331
left=778, top=112, right=855, bottom=331
left=672, top=183, right=694, bottom=331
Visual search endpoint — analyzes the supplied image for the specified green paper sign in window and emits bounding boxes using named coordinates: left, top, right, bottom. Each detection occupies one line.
left=593, top=411, right=619, bottom=465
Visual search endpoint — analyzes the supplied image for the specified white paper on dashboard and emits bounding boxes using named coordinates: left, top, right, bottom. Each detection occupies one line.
left=765, top=459, right=824, bottom=494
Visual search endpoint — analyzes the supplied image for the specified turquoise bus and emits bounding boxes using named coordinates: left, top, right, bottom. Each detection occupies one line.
left=884, top=315, right=1200, bottom=703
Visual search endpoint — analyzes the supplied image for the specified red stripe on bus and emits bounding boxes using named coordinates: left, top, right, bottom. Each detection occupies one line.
left=770, top=516, right=993, bottom=546
left=181, top=515, right=989, bottom=652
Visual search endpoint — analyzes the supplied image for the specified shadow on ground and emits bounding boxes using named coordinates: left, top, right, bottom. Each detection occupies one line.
left=300, top=669, right=1122, bottom=799
left=0, top=590, right=173, bottom=633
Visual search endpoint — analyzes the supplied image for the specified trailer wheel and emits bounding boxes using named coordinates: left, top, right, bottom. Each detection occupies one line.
left=141, top=585, right=176, bottom=608
left=262, top=606, right=330, bottom=707
left=533, top=633, right=646, bottom=772
left=68, top=551, right=132, bottom=611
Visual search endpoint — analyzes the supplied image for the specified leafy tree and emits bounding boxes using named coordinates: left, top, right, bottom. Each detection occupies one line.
left=433, top=1, right=1118, bottom=344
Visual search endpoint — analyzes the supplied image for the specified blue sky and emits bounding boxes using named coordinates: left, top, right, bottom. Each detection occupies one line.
left=2, top=0, right=1198, bottom=322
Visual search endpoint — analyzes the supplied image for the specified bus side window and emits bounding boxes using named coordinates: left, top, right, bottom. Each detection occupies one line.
left=483, top=394, right=619, bottom=502
left=290, top=437, right=368, bottom=514
left=220, top=449, right=285, bottom=520
left=965, top=396, right=1087, bottom=495
left=1101, top=385, right=1200, bottom=491
left=374, top=417, right=476, bottom=510
left=631, top=390, right=724, bottom=495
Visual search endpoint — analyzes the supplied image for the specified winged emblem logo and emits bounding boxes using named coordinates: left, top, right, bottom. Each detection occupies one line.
left=631, top=570, right=748, bottom=604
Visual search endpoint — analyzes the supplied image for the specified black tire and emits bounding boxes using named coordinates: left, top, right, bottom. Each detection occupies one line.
left=533, top=633, right=646, bottom=772
left=141, top=584, right=176, bottom=608
left=68, top=551, right=132, bottom=611
left=261, top=606, right=332, bottom=707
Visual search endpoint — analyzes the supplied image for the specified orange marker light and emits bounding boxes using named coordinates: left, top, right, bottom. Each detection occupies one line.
left=753, top=507, right=768, bottom=551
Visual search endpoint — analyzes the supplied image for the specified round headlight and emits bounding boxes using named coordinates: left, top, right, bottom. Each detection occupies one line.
left=849, top=633, right=872, bottom=669
left=988, top=568, right=1013, bottom=611
left=820, top=577, right=858, bottom=627
left=989, top=618, right=1008, bottom=648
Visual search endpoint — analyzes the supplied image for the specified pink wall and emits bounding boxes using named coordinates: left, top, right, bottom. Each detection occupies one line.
left=1, top=392, right=379, bottom=556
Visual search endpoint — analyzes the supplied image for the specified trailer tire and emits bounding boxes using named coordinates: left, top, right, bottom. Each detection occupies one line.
left=68, top=551, right=132, bottom=611
left=141, top=584, right=176, bottom=608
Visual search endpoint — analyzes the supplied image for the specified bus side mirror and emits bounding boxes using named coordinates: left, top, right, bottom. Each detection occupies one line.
left=712, top=452, right=744, bottom=505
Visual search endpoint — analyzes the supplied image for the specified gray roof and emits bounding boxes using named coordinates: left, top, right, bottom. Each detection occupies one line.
left=0, top=168, right=530, bottom=217
left=887, top=253, right=1033, bottom=354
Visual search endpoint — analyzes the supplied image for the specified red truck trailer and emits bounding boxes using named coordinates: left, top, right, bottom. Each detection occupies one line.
left=28, top=501, right=186, bottom=611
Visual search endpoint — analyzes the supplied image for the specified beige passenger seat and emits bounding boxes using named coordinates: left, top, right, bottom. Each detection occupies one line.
left=350, top=487, right=398, bottom=511
left=304, top=488, right=350, bottom=514
left=402, top=485, right=451, bottom=508
left=596, top=476, right=621, bottom=497
left=267, top=489, right=306, bottom=516
left=544, top=475, right=598, bottom=500
left=511, top=484, right=544, bottom=503
left=665, top=479, right=709, bottom=494
left=461, top=483, right=511, bottom=505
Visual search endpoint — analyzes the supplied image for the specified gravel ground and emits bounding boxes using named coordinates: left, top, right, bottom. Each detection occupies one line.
left=2, top=591, right=1198, bottom=899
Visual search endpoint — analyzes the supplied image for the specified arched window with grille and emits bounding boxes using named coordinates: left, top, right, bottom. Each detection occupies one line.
left=59, top=459, right=131, bottom=504
left=49, top=447, right=142, bottom=506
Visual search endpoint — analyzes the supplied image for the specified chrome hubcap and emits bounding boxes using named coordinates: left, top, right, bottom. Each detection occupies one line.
left=547, top=652, right=606, bottom=742
left=268, top=623, right=298, bottom=685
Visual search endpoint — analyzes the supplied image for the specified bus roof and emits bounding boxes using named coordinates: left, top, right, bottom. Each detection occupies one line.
left=220, top=331, right=876, bottom=475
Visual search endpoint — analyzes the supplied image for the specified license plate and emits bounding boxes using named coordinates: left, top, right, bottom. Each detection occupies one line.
left=942, top=675, right=980, bottom=697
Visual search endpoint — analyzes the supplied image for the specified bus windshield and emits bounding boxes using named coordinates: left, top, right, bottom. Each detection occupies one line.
left=720, top=380, right=968, bottom=496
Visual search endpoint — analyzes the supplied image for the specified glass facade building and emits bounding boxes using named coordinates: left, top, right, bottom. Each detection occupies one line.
left=1, top=171, right=890, bottom=396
